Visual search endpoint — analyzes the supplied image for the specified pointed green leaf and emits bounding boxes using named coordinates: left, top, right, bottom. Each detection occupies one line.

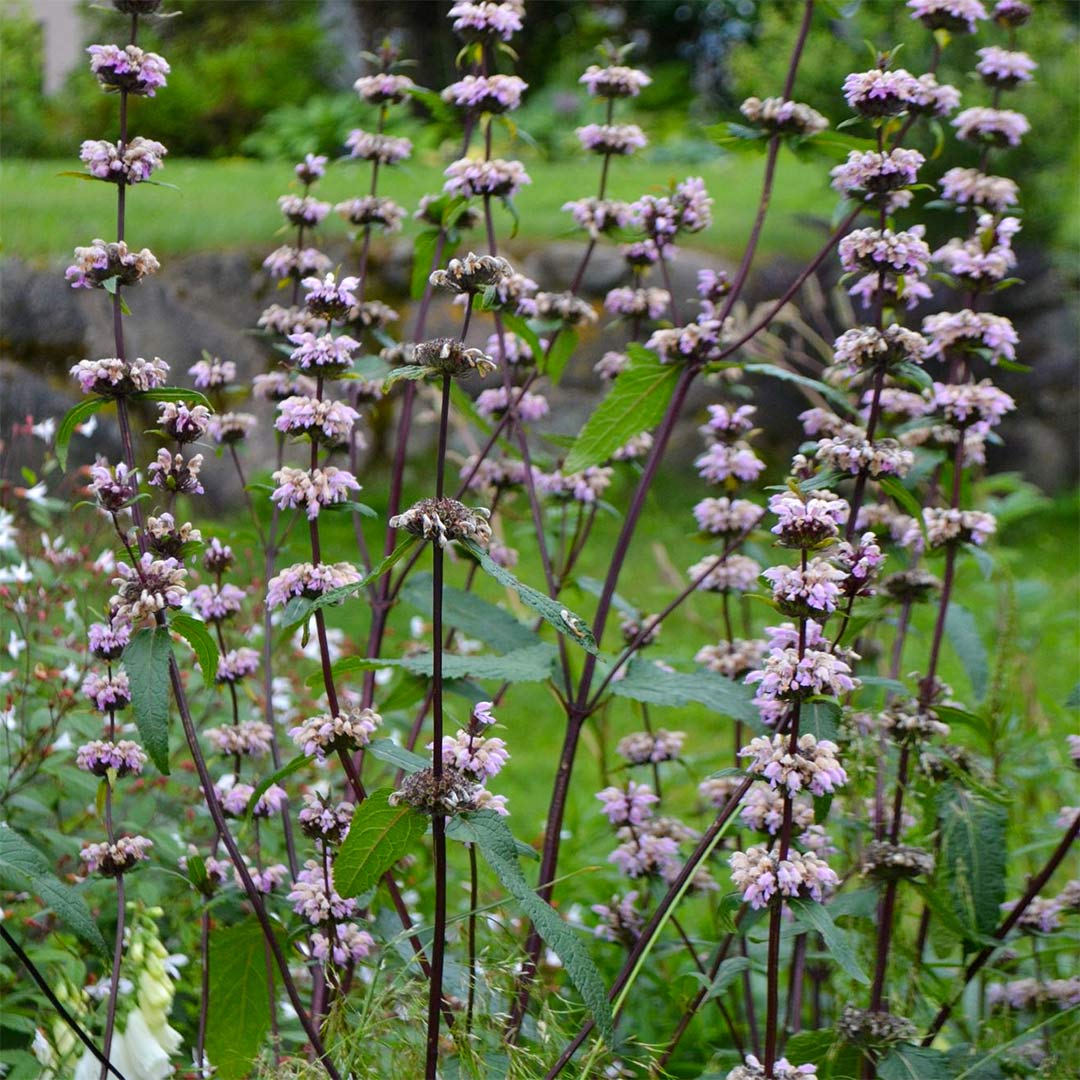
left=335, top=789, right=427, bottom=898
left=464, top=809, right=615, bottom=1042
left=366, top=738, right=428, bottom=775
left=206, top=918, right=283, bottom=1079
left=123, top=625, right=174, bottom=774
left=698, top=956, right=750, bottom=1001
left=878, top=477, right=928, bottom=543
left=0, top=825, right=108, bottom=957
left=742, top=363, right=855, bottom=415
left=55, top=397, right=110, bottom=472
left=400, top=574, right=539, bottom=653
left=460, top=539, right=599, bottom=654
left=938, top=786, right=1007, bottom=943
left=564, top=345, right=679, bottom=473
left=281, top=538, right=418, bottom=628
left=131, top=387, right=212, bottom=407
left=788, top=896, right=870, bottom=985
left=325, top=642, right=557, bottom=686
left=168, top=613, right=219, bottom=690
left=610, top=660, right=759, bottom=723
left=544, top=327, right=577, bottom=385
left=944, top=604, right=989, bottom=702
left=879, top=1044, right=952, bottom=1080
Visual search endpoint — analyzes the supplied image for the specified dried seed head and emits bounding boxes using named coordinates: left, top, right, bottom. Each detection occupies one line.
left=390, top=497, right=492, bottom=548
left=390, top=766, right=484, bottom=816
left=414, top=337, right=497, bottom=380
left=862, top=841, right=935, bottom=882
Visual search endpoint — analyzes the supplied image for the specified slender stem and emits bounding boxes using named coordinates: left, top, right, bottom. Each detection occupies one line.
left=98, top=876, right=126, bottom=1080
left=196, top=907, right=211, bottom=1076
left=466, top=842, right=479, bottom=1034
left=0, top=924, right=127, bottom=1080
left=425, top=370, right=454, bottom=1078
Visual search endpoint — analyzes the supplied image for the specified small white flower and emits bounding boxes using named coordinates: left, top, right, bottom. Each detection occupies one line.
left=31, top=418, right=57, bottom=443
left=21, top=482, right=48, bottom=505
left=6, top=631, right=26, bottom=661
left=77, top=415, right=99, bottom=438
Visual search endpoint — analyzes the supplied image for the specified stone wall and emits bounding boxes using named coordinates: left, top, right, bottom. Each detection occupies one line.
left=2, top=240, right=1076, bottom=502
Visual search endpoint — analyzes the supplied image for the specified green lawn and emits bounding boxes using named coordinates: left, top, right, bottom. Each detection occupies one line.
left=1, top=152, right=833, bottom=264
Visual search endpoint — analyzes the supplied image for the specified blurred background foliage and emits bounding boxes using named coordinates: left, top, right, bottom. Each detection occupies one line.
left=1, top=0, right=1077, bottom=248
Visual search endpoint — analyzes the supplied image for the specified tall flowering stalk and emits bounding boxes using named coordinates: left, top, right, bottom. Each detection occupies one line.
left=63, top=3, right=341, bottom=1075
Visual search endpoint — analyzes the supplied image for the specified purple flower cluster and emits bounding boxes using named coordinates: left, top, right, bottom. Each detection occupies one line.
left=87, top=44, right=169, bottom=96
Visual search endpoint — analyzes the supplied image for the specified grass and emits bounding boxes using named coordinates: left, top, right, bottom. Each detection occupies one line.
left=0, top=151, right=834, bottom=265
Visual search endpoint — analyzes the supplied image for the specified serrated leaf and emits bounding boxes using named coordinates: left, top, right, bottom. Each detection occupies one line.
left=742, top=363, right=855, bottom=415
left=326, top=643, right=556, bottom=685
left=168, top=613, right=219, bottom=691
left=879, top=1044, right=952, bottom=1080
left=564, top=345, right=679, bottom=473
left=366, top=738, right=428, bottom=775
left=0, top=825, right=108, bottom=957
left=446, top=816, right=538, bottom=860
left=400, top=574, right=539, bottom=653
left=463, top=810, right=614, bottom=1042
left=788, top=897, right=869, bottom=985
left=335, top=790, right=427, bottom=898
left=460, top=539, right=598, bottom=654
left=938, top=786, right=1007, bottom=943
left=802, top=697, right=842, bottom=741
left=55, top=397, right=109, bottom=471
left=944, top=604, right=988, bottom=702
left=123, top=625, right=173, bottom=774
left=206, top=918, right=282, bottom=1079
left=610, top=660, right=759, bottom=722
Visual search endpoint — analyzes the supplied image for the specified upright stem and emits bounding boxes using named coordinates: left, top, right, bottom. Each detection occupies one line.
left=425, top=372, right=454, bottom=1079
left=97, top=876, right=125, bottom=1080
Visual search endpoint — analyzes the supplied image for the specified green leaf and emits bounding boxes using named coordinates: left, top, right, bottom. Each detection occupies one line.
left=944, top=604, right=988, bottom=702
left=446, top=816, right=538, bottom=860
left=499, top=313, right=543, bottom=365
left=879, top=1044, right=952, bottom=1080
left=411, top=228, right=441, bottom=301
left=463, top=810, right=615, bottom=1042
left=383, top=364, right=430, bottom=390
left=281, top=538, right=418, bottom=628
left=326, top=642, right=556, bottom=685
left=938, top=786, right=1007, bottom=943
left=206, top=918, right=282, bottom=1079
left=168, top=613, right=219, bottom=691
left=878, top=477, right=928, bottom=542
left=742, top=363, right=855, bottom=415
left=783, top=1029, right=837, bottom=1065
left=460, top=539, right=599, bottom=655
left=123, top=625, right=173, bottom=774
left=366, top=738, right=427, bottom=775
left=610, top=660, right=759, bottom=723
left=1066, top=682, right=1080, bottom=709
left=574, top=576, right=638, bottom=621
left=564, top=344, right=679, bottom=473
left=696, top=956, right=750, bottom=1001
left=0, top=825, right=108, bottom=957
left=130, top=386, right=213, bottom=407
left=335, top=790, right=427, bottom=898
left=891, top=361, right=934, bottom=392
left=55, top=397, right=109, bottom=471
left=802, top=697, right=842, bottom=741
left=787, top=897, right=870, bottom=985
left=243, top=754, right=310, bottom=829
left=544, top=328, right=577, bottom=385
left=400, top=574, right=539, bottom=653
